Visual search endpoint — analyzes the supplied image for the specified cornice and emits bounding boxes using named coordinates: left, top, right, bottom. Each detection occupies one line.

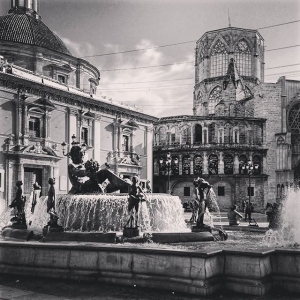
left=0, top=72, right=158, bottom=124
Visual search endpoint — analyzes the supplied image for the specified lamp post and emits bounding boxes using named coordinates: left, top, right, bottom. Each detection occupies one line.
left=61, top=134, right=87, bottom=156
left=159, top=152, right=178, bottom=194
left=242, top=160, right=259, bottom=204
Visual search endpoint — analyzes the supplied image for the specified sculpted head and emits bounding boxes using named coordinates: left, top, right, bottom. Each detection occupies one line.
left=69, top=145, right=85, bottom=165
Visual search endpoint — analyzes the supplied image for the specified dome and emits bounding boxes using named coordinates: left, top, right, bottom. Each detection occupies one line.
left=0, top=12, right=71, bottom=55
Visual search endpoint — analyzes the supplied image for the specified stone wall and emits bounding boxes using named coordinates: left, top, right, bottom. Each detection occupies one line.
left=0, top=242, right=299, bottom=296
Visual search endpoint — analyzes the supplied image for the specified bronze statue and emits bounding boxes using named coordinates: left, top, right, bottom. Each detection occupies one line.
left=67, top=144, right=130, bottom=194
left=47, top=178, right=60, bottom=228
left=125, top=176, right=146, bottom=228
left=193, top=177, right=212, bottom=227
left=9, top=180, right=26, bottom=226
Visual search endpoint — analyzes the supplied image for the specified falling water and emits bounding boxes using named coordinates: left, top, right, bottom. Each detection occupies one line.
left=264, top=189, right=300, bottom=247
left=204, top=189, right=222, bottom=228
left=1, top=193, right=188, bottom=233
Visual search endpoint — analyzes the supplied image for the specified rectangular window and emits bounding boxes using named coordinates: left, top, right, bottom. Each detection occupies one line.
left=81, top=127, right=89, bottom=145
left=57, top=75, right=66, bottom=84
left=171, top=133, right=175, bottom=143
left=247, top=187, right=254, bottom=197
left=122, top=135, right=129, bottom=151
left=29, top=117, right=40, bottom=137
left=184, top=187, right=190, bottom=196
left=218, top=186, right=225, bottom=196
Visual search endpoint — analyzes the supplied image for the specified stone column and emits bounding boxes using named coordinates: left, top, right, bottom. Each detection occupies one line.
left=190, top=154, right=194, bottom=175
left=203, top=151, right=208, bottom=174
left=219, top=152, right=224, bottom=174
left=178, top=155, right=183, bottom=175
left=130, top=131, right=135, bottom=152
left=68, top=109, right=77, bottom=145
left=190, top=126, right=193, bottom=145
left=146, top=126, right=153, bottom=185
left=13, top=94, right=22, bottom=146
left=93, top=114, right=101, bottom=163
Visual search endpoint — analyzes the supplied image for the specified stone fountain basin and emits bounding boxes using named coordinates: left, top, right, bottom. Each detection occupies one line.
left=0, top=240, right=299, bottom=297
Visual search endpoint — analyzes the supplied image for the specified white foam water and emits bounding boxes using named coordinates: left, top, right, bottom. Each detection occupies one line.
left=264, top=189, right=300, bottom=247
left=1, top=193, right=188, bottom=233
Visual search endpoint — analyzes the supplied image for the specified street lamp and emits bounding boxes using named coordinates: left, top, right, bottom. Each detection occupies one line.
left=159, top=152, right=178, bottom=194
left=61, top=134, right=87, bottom=156
left=242, top=160, right=259, bottom=205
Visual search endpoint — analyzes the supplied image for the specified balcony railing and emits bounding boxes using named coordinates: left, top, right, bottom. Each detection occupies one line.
left=154, top=140, right=263, bottom=151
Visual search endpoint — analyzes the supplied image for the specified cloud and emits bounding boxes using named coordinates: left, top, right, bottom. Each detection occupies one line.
left=60, top=36, right=95, bottom=58
left=96, top=40, right=194, bottom=117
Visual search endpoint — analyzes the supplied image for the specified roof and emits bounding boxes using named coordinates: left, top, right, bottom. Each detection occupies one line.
left=0, top=12, right=71, bottom=55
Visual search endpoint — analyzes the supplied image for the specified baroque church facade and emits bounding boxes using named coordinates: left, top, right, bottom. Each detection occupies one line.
left=153, top=27, right=300, bottom=211
left=0, top=0, right=157, bottom=212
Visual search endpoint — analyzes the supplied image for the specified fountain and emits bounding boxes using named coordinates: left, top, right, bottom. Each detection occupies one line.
left=0, top=139, right=299, bottom=297
left=264, top=189, right=300, bottom=247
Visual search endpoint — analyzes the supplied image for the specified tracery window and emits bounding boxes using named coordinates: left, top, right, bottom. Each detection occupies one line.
left=208, top=86, right=223, bottom=115
left=224, top=154, right=234, bottom=175
left=210, top=40, right=229, bottom=77
left=171, top=156, right=179, bottom=175
left=181, top=126, right=191, bottom=144
left=288, top=103, right=300, bottom=133
left=198, top=48, right=205, bottom=82
left=158, top=126, right=167, bottom=144
left=234, top=40, right=251, bottom=76
left=182, top=156, right=191, bottom=175
left=208, top=154, right=218, bottom=175
left=194, top=155, right=203, bottom=175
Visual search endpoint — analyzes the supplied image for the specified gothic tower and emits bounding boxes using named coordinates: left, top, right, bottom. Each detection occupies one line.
left=193, top=27, right=264, bottom=117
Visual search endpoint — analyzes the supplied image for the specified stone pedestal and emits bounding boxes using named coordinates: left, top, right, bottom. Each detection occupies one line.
left=191, top=225, right=212, bottom=233
left=1, top=228, right=33, bottom=241
left=123, top=227, right=140, bottom=238
left=10, top=224, right=27, bottom=230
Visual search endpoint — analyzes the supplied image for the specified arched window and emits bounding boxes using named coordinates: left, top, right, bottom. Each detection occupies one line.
left=182, top=126, right=191, bottom=145
left=208, top=86, right=223, bottom=115
left=208, top=123, right=216, bottom=143
left=182, top=156, right=191, bottom=175
left=281, top=184, right=285, bottom=197
left=224, top=154, right=234, bottom=175
left=158, top=127, right=167, bottom=144
left=252, top=155, right=261, bottom=175
left=208, top=154, right=218, bottom=175
left=234, top=39, right=251, bottom=76
left=170, top=127, right=176, bottom=144
left=239, top=155, right=248, bottom=174
left=194, top=155, right=203, bottom=175
left=234, top=129, right=239, bottom=144
left=197, top=91, right=203, bottom=101
left=288, top=102, right=300, bottom=133
left=277, top=184, right=281, bottom=197
left=210, top=40, right=229, bottom=77
left=171, top=156, right=179, bottom=175
left=194, top=124, right=202, bottom=143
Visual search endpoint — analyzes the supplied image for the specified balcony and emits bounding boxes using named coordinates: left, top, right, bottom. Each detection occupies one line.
left=153, top=140, right=264, bottom=151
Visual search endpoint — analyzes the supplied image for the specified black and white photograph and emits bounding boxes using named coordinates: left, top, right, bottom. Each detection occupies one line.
left=0, top=0, right=299, bottom=299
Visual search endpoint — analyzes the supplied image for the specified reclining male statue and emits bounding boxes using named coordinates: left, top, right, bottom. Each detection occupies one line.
left=67, top=144, right=130, bottom=194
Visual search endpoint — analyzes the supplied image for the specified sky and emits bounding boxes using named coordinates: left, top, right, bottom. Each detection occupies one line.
left=1, top=0, right=300, bottom=117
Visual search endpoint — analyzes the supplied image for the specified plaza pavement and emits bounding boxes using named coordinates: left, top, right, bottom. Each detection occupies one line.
left=184, top=211, right=270, bottom=230
left=0, top=273, right=298, bottom=300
